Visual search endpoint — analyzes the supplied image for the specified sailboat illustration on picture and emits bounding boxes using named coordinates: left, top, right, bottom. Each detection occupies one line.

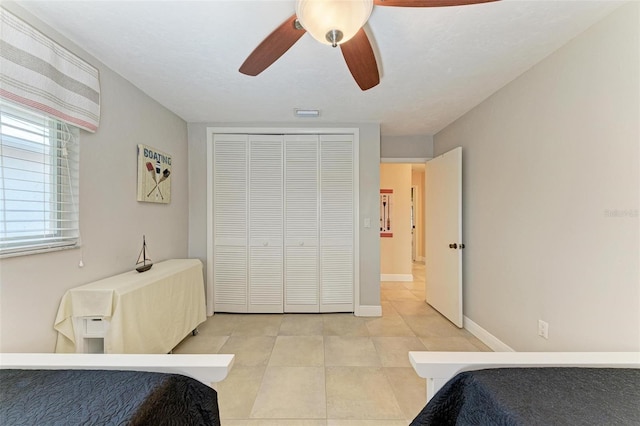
left=136, top=235, right=153, bottom=273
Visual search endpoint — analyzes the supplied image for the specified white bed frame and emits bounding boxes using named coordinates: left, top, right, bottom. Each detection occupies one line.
left=409, top=351, right=640, bottom=403
left=0, top=353, right=234, bottom=387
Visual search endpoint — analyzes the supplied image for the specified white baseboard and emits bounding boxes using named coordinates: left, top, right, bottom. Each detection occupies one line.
left=355, top=305, right=382, bottom=317
left=464, top=316, right=515, bottom=352
left=381, top=274, right=414, bottom=282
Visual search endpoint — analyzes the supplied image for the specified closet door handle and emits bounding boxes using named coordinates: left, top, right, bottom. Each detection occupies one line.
left=449, top=243, right=457, bottom=249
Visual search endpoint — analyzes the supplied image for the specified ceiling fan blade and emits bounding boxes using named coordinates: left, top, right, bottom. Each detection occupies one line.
left=374, top=0, right=498, bottom=6
left=239, top=14, right=306, bottom=76
left=340, top=28, right=380, bottom=91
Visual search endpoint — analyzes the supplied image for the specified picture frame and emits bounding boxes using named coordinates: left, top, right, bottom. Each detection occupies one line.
left=137, top=144, right=172, bottom=204
left=380, top=189, right=393, bottom=237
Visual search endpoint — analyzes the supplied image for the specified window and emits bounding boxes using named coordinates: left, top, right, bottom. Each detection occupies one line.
left=0, top=102, right=80, bottom=257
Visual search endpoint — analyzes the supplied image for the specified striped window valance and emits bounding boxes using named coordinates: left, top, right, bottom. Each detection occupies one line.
left=0, top=8, right=100, bottom=133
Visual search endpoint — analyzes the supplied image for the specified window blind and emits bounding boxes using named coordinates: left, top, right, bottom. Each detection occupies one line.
left=0, top=102, right=79, bottom=256
left=0, top=7, right=101, bottom=132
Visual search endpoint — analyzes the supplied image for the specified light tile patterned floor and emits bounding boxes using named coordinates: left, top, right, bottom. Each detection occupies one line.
left=173, top=263, right=490, bottom=425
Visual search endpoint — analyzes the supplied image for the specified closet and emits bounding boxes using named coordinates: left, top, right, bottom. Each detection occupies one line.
left=211, top=133, right=355, bottom=313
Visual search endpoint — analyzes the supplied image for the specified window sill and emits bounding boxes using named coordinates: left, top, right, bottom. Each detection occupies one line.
left=0, top=243, right=80, bottom=259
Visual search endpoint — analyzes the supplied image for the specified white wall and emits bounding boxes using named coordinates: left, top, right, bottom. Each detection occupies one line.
left=434, top=3, right=639, bottom=351
left=187, top=122, right=381, bottom=308
left=0, top=4, right=189, bottom=352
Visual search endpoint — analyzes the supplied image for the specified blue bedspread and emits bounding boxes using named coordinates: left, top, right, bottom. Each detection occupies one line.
left=410, top=367, right=640, bottom=425
left=0, top=369, right=220, bottom=425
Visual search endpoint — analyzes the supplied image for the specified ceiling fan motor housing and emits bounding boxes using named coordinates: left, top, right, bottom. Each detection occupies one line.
left=295, top=0, right=374, bottom=46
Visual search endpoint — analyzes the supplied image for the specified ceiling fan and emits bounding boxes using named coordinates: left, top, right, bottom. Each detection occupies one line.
left=239, top=0, right=499, bottom=91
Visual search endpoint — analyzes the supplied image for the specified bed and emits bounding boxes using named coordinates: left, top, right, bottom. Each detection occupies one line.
left=409, top=351, right=640, bottom=425
left=0, top=353, right=234, bottom=425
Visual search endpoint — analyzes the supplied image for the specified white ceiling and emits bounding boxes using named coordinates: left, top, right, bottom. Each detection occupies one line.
left=16, top=0, right=622, bottom=136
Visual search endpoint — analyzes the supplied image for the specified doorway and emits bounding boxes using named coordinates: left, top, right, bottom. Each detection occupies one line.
left=379, top=162, right=426, bottom=284
left=379, top=151, right=464, bottom=329
left=410, top=164, right=425, bottom=263
left=411, top=186, right=416, bottom=262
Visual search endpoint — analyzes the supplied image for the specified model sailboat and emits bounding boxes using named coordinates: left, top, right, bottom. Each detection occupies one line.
left=136, top=235, right=153, bottom=273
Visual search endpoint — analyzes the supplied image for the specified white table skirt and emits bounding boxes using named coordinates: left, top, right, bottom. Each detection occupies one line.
left=54, top=259, right=206, bottom=354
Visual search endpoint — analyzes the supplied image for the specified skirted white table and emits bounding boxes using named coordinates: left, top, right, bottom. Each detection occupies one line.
left=54, top=259, right=206, bottom=354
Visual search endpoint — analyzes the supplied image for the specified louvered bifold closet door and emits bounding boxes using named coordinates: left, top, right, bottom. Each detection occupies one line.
left=284, top=135, right=319, bottom=312
left=213, top=134, right=248, bottom=313
left=320, top=134, right=354, bottom=312
left=248, top=135, right=284, bottom=313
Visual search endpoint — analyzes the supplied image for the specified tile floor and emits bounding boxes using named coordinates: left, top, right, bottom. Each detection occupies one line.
left=173, top=263, right=490, bottom=425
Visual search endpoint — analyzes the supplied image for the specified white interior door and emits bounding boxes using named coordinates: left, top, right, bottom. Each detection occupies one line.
left=284, top=135, right=319, bottom=312
left=213, top=134, right=248, bottom=313
left=319, top=134, right=354, bottom=312
left=248, top=135, right=283, bottom=313
left=424, top=147, right=463, bottom=327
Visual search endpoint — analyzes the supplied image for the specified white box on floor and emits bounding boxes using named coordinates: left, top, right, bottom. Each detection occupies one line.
left=72, top=316, right=110, bottom=353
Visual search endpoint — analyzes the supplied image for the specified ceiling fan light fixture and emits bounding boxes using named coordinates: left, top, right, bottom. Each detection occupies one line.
left=295, top=0, right=373, bottom=47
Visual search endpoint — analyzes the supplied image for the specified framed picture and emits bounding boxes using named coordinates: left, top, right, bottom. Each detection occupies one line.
left=380, top=189, right=393, bottom=237
left=137, top=144, right=172, bottom=203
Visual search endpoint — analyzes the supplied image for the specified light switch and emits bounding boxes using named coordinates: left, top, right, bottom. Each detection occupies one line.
left=364, top=217, right=371, bottom=228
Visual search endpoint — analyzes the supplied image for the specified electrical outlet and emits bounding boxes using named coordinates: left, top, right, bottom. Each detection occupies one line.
left=538, top=320, right=549, bottom=339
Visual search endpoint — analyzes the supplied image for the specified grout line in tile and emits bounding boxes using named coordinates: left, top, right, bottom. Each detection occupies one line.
left=212, top=263, right=483, bottom=422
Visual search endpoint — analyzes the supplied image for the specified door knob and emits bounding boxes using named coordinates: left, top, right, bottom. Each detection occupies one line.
left=449, top=243, right=457, bottom=249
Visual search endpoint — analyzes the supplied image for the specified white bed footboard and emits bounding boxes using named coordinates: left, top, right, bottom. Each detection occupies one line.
left=409, top=351, right=640, bottom=403
left=0, top=353, right=234, bottom=386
